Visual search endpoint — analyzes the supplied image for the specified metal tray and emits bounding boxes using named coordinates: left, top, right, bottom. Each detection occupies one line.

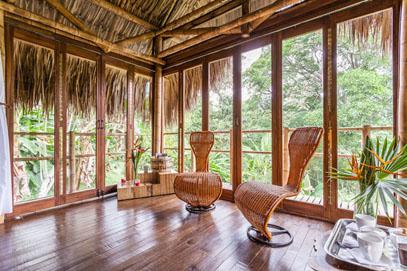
left=324, top=218, right=402, bottom=271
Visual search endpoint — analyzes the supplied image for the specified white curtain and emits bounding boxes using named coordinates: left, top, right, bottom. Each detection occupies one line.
left=0, top=50, right=12, bottom=215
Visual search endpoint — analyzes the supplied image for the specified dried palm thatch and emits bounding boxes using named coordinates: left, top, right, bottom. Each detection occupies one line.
left=14, top=40, right=152, bottom=123
left=184, top=65, right=202, bottom=112
left=12, top=0, right=393, bottom=129
left=163, top=72, right=179, bottom=128
left=338, top=8, right=392, bottom=53
left=134, top=74, right=152, bottom=122
left=209, top=57, right=232, bottom=92
left=105, top=65, right=127, bottom=120
left=14, top=39, right=55, bottom=115
left=66, top=55, right=97, bottom=118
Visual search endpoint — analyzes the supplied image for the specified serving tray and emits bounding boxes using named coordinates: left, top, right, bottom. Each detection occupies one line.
left=324, top=219, right=402, bottom=271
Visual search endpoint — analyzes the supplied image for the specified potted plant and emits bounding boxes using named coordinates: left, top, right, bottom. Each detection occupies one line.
left=332, top=136, right=407, bottom=220
left=130, top=136, right=149, bottom=185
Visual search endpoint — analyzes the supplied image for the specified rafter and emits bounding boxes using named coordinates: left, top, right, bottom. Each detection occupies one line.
left=45, top=0, right=92, bottom=34
left=116, top=0, right=233, bottom=47
left=158, top=0, right=302, bottom=58
left=0, top=2, right=164, bottom=65
left=88, top=0, right=159, bottom=30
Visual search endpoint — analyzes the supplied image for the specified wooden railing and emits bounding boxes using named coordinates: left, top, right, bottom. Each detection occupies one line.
left=163, top=125, right=393, bottom=211
left=14, top=132, right=127, bottom=193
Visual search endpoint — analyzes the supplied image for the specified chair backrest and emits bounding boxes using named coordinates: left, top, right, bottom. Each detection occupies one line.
left=190, top=131, right=215, bottom=172
left=286, top=127, right=323, bottom=191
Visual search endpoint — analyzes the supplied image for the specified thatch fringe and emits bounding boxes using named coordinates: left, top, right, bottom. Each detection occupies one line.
left=14, top=39, right=152, bottom=124
left=209, top=57, right=232, bottom=92
left=14, top=39, right=55, bottom=115
left=134, top=74, right=152, bottom=122
left=184, top=65, right=202, bottom=112
left=339, top=9, right=392, bottom=53
left=105, top=65, right=127, bottom=120
left=163, top=72, right=179, bottom=128
left=66, top=55, right=97, bottom=118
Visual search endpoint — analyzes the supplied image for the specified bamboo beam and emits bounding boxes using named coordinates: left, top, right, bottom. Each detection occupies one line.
left=88, top=0, right=158, bottom=30
left=153, top=37, right=163, bottom=154
left=398, top=0, right=407, bottom=227
left=116, top=0, right=233, bottom=47
left=45, top=0, right=92, bottom=34
left=241, top=1, right=250, bottom=38
left=161, top=28, right=218, bottom=37
left=119, top=27, right=242, bottom=43
left=159, top=0, right=301, bottom=58
left=0, top=2, right=165, bottom=65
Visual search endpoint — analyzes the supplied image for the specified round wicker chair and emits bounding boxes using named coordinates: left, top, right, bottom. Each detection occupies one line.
left=174, top=131, right=222, bottom=213
left=235, top=127, right=323, bottom=247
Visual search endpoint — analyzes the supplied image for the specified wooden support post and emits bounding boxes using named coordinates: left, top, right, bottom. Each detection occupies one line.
left=232, top=49, right=242, bottom=191
left=241, top=1, right=250, bottom=38
left=202, top=59, right=209, bottom=131
left=126, top=67, right=135, bottom=180
left=69, top=131, right=75, bottom=193
left=153, top=37, right=163, bottom=154
left=178, top=72, right=184, bottom=172
left=272, top=33, right=283, bottom=186
left=230, top=128, right=233, bottom=186
left=282, top=127, right=290, bottom=185
left=398, top=0, right=407, bottom=227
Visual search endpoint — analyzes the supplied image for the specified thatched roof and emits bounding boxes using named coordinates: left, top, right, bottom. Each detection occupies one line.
left=10, top=0, right=392, bottom=128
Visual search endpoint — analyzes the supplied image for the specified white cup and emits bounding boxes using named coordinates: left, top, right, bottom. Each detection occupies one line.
left=359, top=226, right=387, bottom=239
left=357, top=232, right=384, bottom=263
left=355, top=214, right=377, bottom=229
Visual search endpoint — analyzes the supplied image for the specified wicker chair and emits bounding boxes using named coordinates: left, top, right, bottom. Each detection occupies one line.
left=235, top=127, right=323, bottom=247
left=174, top=131, right=222, bottom=213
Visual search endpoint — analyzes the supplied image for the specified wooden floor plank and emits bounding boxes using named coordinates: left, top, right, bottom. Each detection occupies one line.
left=0, top=195, right=333, bottom=271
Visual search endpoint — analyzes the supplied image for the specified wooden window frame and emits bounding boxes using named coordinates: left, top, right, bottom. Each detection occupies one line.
left=5, top=22, right=154, bottom=218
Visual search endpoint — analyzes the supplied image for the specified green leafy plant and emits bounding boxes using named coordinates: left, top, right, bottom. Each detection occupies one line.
left=130, top=136, right=149, bottom=181
left=332, top=136, right=407, bottom=219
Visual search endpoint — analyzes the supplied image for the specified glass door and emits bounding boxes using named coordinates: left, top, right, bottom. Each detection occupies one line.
left=241, top=45, right=272, bottom=184
left=208, top=57, right=233, bottom=188
left=183, top=65, right=202, bottom=172
left=104, top=65, right=127, bottom=187
left=65, top=54, right=98, bottom=197
left=12, top=39, right=57, bottom=207
left=335, top=9, right=394, bottom=218
left=281, top=29, right=324, bottom=206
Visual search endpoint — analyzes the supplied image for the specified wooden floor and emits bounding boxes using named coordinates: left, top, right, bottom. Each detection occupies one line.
left=0, top=195, right=333, bottom=271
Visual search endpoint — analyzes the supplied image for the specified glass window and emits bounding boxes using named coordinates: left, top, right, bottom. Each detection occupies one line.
left=336, top=9, right=393, bottom=213
left=241, top=45, right=272, bottom=183
left=282, top=30, right=324, bottom=204
left=209, top=57, right=233, bottom=185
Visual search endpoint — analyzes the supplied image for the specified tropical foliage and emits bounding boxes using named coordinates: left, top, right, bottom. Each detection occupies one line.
left=332, top=137, right=407, bottom=219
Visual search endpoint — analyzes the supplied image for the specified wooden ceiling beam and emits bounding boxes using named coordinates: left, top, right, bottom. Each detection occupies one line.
left=161, top=28, right=218, bottom=37
left=158, top=0, right=301, bottom=58
left=45, top=0, right=92, bottom=34
left=88, top=0, right=159, bottom=30
left=116, top=0, right=233, bottom=47
left=180, top=0, right=243, bottom=30
left=0, top=2, right=165, bottom=65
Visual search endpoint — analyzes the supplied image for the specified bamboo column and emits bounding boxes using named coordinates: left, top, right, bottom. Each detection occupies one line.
left=398, top=0, right=407, bottom=227
left=153, top=37, right=163, bottom=154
